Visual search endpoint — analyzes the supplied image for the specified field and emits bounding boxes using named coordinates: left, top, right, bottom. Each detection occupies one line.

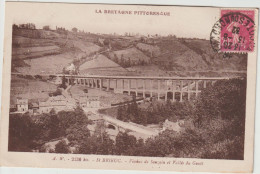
left=109, top=47, right=151, bottom=64
left=79, top=54, right=126, bottom=75
left=16, top=53, right=75, bottom=74
left=136, top=43, right=161, bottom=57
left=72, top=40, right=101, bottom=55
left=12, top=36, right=55, bottom=47
left=12, top=35, right=62, bottom=61
left=10, top=76, right=57, bottom=105
left=13, top=46, right=60, bottom=56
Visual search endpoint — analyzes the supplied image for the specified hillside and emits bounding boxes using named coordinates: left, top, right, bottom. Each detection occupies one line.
left=150, top=38, right=247, bottom=71
left=16, top=53, right=76, bottom=74
left=106, top=47, right=151, bottom=65
left=10, top=76, right=57, bottom=106
left=79, top=54, right=127, bottom=75
left=11, top=28, right=101, bottom=74
left=179, top=39, right=247, bottom=71
left=11, top=28, right=247, bottom=77
left=72, top=40, right=101, bottom=55
left=105, top=36, right=247, bottom=74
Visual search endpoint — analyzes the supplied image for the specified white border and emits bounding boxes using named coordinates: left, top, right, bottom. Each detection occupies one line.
left=0, top=0, right=259, bottom=174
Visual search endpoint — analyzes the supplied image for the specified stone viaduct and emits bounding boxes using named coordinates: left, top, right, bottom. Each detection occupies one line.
left=63, top=75, right=229, bottom=102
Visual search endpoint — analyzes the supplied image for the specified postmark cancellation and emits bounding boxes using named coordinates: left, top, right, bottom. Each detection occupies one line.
left=210, top=9, right=255, bottom=53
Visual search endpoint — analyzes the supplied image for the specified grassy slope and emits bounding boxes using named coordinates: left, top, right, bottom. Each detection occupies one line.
left=180, top=39, right=247, bottom=71
left=154, top=38, right=247, bottom=71
left=10, top=76, right=57, bottom=105
left=108, top=47, right=151, bottom=64
left=12, top=29, right=102, bottom=74
left=17, top=53, right=75, bottom=74
left=79, top=54, right=127, bottom=75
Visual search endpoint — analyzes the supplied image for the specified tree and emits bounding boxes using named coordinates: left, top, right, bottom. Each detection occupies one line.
left=58, top=107, right=90, bottom=144
left=13, top=24, right=18, bottom=29
left=78, top=133, right=115, bottom=155
left=94, top=120, right=106, bottom=142
left=103, top=39, right=110, bottom=46
left=114, top=54, right=119, bottom=63
left=74, top=106, right=90, bottom=125
left=66, top=124, right=90, bottom=144
left=132, top=138, right=145, bottom=156
left=95, top=133, right=115, bottom=155
left=34, top=75, right=42, bottom=80
left=115, top=132, right=137, bottom=155
left=58, top=76, right=67, bottom=89
left=43, top=25, right=50, bottom=30
left=127, top=57, right=131, bottom=67
left=8, top=113, right=40, bottom=152
left=194, top=78, right=246, bottom=128
left=72, top=27, right=78, bottom=33
left=55, top=140, right=70, bottom=153
left=117, top=106, right=127, bottom=121
left=49, top=113, right=63, bottom=139
left=120, top=57, right=125, bottom=68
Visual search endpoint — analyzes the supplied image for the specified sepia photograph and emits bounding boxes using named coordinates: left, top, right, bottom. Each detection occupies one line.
left=0, top=2, right=258, bottom=173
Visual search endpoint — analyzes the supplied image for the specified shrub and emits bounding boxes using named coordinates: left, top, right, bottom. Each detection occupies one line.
left=55, top=140, right=70, bottom=153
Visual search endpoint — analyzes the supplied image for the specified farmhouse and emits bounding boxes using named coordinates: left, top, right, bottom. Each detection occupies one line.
left=16, top=98, right=29, bottom=113
left=162, top=119, right=184, bottom=132
left=79, top=95, right=100, bottom=108
left=9, top=104, right=16, bottom=112
left=64, top=63, right=76, bottom=75
left=39, top=95, right=76, bottom=113
left=54, top=76, right=63, bottom=85
left=29, top=102, right=39, bottom=114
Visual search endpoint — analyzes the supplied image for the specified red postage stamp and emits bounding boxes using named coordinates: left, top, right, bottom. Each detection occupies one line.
left=220, top=10, right=255, bottom=52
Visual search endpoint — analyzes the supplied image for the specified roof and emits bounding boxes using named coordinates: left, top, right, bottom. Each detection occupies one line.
left=86, top=96, right=99, bottom=101
left=79, top=95, right=100, bottom=103
left=39, top=101, right=66, bottom=107
left=17, top=98, right=28, bottom=105
left=49, top=95, right=66, bottom=101
left=31, top=102, right=39, bottom=108
left=163, top=119, right=182, bottom=132
left=39, top=96, right=66, bottom=107
left=39, top=95, right=76, bottom=107
left=10, top=104, right=16, bottom=108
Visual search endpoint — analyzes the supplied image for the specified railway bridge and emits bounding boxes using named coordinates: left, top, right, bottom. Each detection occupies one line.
left=62, top=75, right=229, bottom=102
left=101, top=114, right=159, bottom=137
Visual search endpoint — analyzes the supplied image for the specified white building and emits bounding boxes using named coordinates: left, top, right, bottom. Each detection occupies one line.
left=16, top=98, right=29, bottom=112
left=64, top=63, right=76, bottom=74
left=162, top=119, right=184, bottom=132
left=39, top=95, right=76, bottom=113
left=79, top=95, right=100, bottom=108
left=54, top=76, right=63, bottom=85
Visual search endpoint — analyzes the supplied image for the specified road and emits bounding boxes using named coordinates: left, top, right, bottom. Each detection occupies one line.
left=100, top=113, right=159, bottom=136
left=84, top=108, right=159, bottom=137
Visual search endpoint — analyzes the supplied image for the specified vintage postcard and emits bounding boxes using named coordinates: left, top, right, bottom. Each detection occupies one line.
left=0, top=2, right=258, bottom=173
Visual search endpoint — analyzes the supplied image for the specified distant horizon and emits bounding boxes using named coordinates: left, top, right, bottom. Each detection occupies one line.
left=13, top=22, right=211, bottom=40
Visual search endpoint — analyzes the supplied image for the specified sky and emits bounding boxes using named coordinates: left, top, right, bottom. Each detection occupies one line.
left=6, top=2, right=220, bottom=39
